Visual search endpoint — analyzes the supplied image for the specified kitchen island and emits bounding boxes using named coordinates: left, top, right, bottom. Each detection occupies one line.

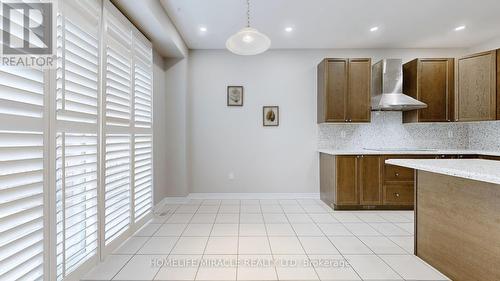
left=386, top=158, right=500, bottom=281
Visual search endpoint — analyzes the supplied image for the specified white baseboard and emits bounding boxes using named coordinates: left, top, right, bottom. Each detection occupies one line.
left=160, top=192, right=320, bottom=202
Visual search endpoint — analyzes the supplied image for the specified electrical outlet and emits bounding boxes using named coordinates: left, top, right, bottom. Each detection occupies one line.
left=447, top=130, right=453, bottom=138
left=341, top=130, right=346, bottom=138
left=228, top=172, right=235, bottom=180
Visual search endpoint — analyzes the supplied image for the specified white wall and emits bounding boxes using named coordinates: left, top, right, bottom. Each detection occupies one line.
left=187, top=48, right=466, bottom=194
left=153, top=50, right=169, bottom=203
left=163, top=57, right=190, bottom=197
left=467, top=36, right=500, bottom=53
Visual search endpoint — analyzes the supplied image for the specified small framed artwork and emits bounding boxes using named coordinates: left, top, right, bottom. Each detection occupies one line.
left=263, top=106, right=279, bottom=126
left=227, top=86, right=244, bottom=106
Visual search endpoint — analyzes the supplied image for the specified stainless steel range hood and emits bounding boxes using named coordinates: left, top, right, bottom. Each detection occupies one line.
left=371, top=59, right=427, bottom=111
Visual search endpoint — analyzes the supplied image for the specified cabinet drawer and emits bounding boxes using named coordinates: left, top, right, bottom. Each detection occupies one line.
left=384, top=164, right=415, bottom=182
left=383, top=184, right=414, bottom=205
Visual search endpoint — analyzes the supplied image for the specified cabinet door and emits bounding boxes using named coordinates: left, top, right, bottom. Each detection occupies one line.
left=335, top=156, right=358, bottom=205
left=358, top=156, right=382, bottom=205
left=457, top=51, right=497, bottom=121
left=419, top=59, right=454, bottom=122
left=347, top=59, right=371, bottom=122
left=325, top=59, right=348, bottom=122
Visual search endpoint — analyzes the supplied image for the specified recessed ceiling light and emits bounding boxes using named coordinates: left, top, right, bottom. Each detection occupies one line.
left=370, top=26, right=379, bottom=32
left=285, top=27, right=293, bottom=32
left=454, top=25, right=466, bottom=31
left=199, top=26, right=207, bottom=32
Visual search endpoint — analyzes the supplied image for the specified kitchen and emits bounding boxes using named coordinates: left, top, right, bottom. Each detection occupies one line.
left=0, top=0, right=499, bottom=281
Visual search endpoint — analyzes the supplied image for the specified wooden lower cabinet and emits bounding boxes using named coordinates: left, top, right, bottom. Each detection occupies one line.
left=320, top=153, right=494, bottom=210
left=320, top=153, right=414, bottom=210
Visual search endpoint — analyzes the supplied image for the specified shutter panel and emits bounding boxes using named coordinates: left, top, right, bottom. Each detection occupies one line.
left=105, top=10, right=132, bottom=127
left=56, top=0, right=100, bottom=125
left=134, top=134, right=152, bottom=221
left=103, top=2, right=134, bottom=246
left=55, top=0, right=100, bottom=279
left=0, top=6, right=46, bottom=277
left=132, top=33, right=153, bottom=222
left=0, top=132, right=44, bottom=281
left=104, top=134, right=131, bottom=244
left=56, top=134, right=98, bottom=280
left=133, top=37, right=152, bottom=128
left=0, top=2, right=46, bottom=280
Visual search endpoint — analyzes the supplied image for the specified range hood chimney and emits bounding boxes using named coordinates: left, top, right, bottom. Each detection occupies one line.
left=371, top=59, right=427, bottom=111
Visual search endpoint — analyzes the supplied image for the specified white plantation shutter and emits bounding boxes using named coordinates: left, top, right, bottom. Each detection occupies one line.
left=0, top=67, right=46, bottom=281
left=102, top=2, right=154, bottom=246
left=132, top=33, right=153, bottom=222
left=0, top=1, right=47, bottom=280
left=103, top=2, right=134, bottom=246
left=2, top=1, right=155, bottom=278
left=55, top=0, right=100, bottom=279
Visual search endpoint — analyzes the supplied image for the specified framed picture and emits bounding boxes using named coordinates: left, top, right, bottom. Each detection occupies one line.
left=263, top=106, right=279, bottom=126
left=227, top=86, right=243, bottom=106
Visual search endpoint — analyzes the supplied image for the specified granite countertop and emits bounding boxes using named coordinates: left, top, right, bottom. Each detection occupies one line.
left=318, top=148, right=500, bottom=157
left=385, top=159, right=500, bottom=185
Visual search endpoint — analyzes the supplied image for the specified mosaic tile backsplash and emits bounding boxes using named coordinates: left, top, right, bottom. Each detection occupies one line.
left=467, top=121, right=500, bottom=151
left=318, top=112, right=471, bottom=150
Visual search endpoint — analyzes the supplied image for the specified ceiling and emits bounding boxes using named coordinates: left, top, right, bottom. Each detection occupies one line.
left=161, top=0, right=500, bottom=49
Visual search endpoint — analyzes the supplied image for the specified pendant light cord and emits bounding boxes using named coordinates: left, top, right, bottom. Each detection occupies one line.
left=246, top=0, right=250, bottom=27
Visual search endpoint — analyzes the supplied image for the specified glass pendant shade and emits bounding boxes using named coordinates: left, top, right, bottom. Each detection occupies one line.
left=226, top=27, right=271, bottom=55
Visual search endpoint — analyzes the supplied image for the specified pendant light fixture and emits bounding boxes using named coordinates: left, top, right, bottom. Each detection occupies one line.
left=226, top=0, right=271, bottom=55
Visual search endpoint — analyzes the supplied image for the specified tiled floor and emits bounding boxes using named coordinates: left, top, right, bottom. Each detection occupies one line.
left=82, top=199, right=450, bottom=281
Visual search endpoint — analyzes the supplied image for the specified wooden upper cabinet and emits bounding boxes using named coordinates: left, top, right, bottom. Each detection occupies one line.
left=403, top=58, right=455, bottom=123
left=348, top=59, right=372, bottom=122
left=358, top=156, right=382, bottom=205
left=457, top=50, right=498, bottom=122
left=317, top=58, right=371, bottom=123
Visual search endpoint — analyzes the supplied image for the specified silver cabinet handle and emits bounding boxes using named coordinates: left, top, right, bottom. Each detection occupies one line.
left=394, top=192, right=400, bottom=198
